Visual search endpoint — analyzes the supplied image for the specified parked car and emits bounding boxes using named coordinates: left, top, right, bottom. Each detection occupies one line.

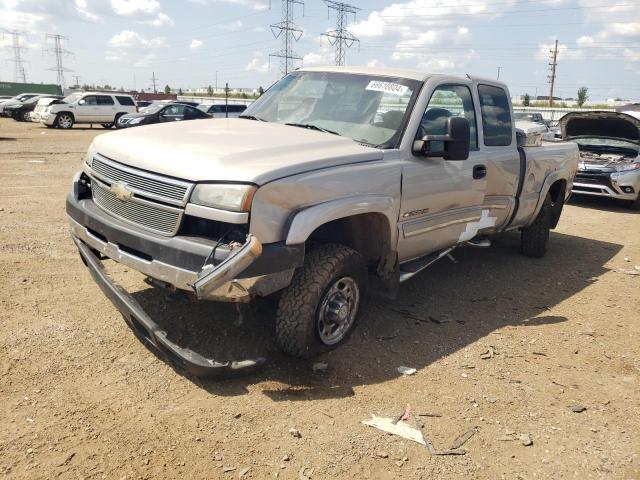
left=136, top=100, right=153, bottom=109
left=117, top=102, right=211, bottom=128
left=0, top=93, right=42, bottom=117
left=29, top=97, right=63, bottom=122
left=561, top=111, right=640, bottom=209
left=40, top=92, right=137, bottom=129
left=197, top=103, right=247, bottom=118
left=514, top=111, right=546, bottom=124
left=5, top=95, right=62, bottom=122
left=67, top=67, right=578, bottom=377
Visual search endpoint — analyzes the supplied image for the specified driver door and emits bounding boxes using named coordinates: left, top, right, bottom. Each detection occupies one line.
left=75, top=95, right=98, bottom=122
left=160, top=104, right=187, bottom=122
left=397, top=83, right=488, bottom=262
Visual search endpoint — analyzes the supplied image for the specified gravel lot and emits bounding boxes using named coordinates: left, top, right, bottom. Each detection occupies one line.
left=1, top=118, right=639, bottom=479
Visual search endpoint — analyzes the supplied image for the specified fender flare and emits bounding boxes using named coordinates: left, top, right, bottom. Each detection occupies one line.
left=526, top=171, right=567, bottom=227
left=285, top=194, right=398, bottom=246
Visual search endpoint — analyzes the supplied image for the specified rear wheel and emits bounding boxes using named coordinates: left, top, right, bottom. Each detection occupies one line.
left=521, top=193, right=552, bottom=258
left=55, top=113, right=74, bottom=129
left=275, top=244, right=366, bottom=358
left=101, top=123, right=114, bottom=129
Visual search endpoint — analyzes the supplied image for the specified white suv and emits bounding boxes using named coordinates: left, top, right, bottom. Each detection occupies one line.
left=41, top=92, right=137, bottom=129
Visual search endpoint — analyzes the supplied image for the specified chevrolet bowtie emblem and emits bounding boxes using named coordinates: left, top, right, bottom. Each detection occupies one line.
left=110, top=181, right=133, bottom=201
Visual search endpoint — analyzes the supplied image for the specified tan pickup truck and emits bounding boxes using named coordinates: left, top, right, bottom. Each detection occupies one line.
left=67, top=67, right=579, bottom=377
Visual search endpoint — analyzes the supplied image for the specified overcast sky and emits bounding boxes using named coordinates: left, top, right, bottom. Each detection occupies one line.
left=1, top=0, right=639, bottom=100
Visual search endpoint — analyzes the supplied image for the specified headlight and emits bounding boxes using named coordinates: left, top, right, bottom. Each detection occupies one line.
left=129, top=117, right=143, bottom=125
left=613, top=162, right=640, bottom=172
left=190, top=184, right=256, bottom=212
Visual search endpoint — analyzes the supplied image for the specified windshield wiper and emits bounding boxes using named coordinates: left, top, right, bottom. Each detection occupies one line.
left=285, top=123, right=340, bottom=136
left=239, top=114, right=266, bottom=121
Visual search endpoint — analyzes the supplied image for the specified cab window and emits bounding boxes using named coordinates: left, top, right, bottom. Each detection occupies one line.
left=478, top=84, right=512, bottom=146
left=418, top=84, right=478, bottom=153
left=81, top=96, right=97, bottom=105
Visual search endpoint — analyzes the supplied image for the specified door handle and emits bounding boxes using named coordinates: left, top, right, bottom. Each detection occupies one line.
left=473, top=165, right=487, bottom=179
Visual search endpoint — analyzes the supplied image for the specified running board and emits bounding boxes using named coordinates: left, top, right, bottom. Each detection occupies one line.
left=399, top=247, right=455, bottom=283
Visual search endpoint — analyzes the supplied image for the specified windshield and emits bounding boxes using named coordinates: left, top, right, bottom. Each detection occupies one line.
left=62, top=92, right=84, bottom=104
left=242, top=71, right=422, bottom=147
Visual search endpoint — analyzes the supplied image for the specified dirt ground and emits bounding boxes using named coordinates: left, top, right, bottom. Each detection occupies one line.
left=0, top=118, right=639, bottom=480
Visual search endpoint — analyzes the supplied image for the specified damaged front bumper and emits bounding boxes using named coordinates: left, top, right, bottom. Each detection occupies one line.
left=73, top=237, right=266, bottom=378
left=572, top=169, right=640, bottom=201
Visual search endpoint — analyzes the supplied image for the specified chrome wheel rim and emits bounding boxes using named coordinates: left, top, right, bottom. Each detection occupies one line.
left=317, top=276, right=360, bottom=345
left=59, top=115, right=72, bottom=128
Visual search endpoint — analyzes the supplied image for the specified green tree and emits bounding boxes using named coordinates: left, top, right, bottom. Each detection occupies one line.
left=164, top=84, right=171, bottom=94
left=523, top=93, right=530, bottom=106
left=178, top=88, right=183, bottom=95
left=207, top=85, right=214, bottom=96
left=576, top=87, right=589, bottom=107
left=258, top=86, right=264, bottom=97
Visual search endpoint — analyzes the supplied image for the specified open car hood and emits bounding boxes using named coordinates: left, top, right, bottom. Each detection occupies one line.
left=559, top=111, right=640, bottom=146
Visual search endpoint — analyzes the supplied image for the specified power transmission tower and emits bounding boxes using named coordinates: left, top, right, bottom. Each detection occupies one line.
left=45, top=34, right=72, bottom=90
left=321, top=1, right=360, bottom=66
left=2, top=29, right=27, bottom=82
left=270, top=0, right=304, bottom=76
left=151, top=72, right=158, bottom=93
left=547, top=39, right=558, bottom=108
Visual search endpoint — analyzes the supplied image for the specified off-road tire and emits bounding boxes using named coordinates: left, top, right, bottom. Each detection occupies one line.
left=55, top=113, right=74, bottom=129
left=275, top=244, right=366, bottom=358
left=521, top=193, right=552, bottom=258
left=626, top=195, right=640, bottom=210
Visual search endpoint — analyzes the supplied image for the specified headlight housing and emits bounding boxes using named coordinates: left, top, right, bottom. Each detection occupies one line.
left=613, top=162, right=640, bottom=172
left=190, top=184, right=256, bottom=212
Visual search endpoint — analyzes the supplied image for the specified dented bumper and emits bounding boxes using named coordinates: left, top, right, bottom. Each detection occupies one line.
left=73, top=237, right=266, bottom=378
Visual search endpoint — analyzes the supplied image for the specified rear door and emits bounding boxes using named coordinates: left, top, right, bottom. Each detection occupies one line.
left=398, top=82, right=488, bottom=262
left=96, top=95, right=116, bottom=122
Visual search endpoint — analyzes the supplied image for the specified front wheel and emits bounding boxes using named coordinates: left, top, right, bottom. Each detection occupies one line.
left=521, top=193, right=552, bottom=258
left=275, top=244, right=367, bottom=358
left=55, top=113, right=74, bottom=129
left=626, top=195, right=640, bottom=210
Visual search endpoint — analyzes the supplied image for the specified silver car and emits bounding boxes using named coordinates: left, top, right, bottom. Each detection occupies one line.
left=561, top=111, right=640, bottom=209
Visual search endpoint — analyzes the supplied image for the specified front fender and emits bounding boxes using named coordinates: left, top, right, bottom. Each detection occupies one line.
left=285, top=195, right=397, bottom=246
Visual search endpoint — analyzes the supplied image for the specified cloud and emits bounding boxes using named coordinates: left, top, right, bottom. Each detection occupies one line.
left=0, top=0, right=100, bottom=30
left=106, top=29, right=165, bottom=67
left=110, top=0, right=173, bottom=26
left=245, top=55, right=269, bottom=73
left=188, top=0, right=269, bottom=11
left=190, top=39, right=203, bottom=50
left=220, top=19, right=243, bottom=32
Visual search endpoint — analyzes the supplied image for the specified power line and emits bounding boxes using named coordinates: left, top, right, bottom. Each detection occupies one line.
left=548, top=39, right=559, bottom=107
left=45, top=34, right=72, bottom=90
left=321, top=1, right=360, bottom=66
left=270, top=0, right=304, bottom=76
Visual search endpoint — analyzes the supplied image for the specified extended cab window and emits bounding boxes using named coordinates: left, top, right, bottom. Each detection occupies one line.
left=419, top=84, right=478, bottom=152
left=478, top=85, right=512, bottom=146
left=97, top=95, right=114, bottom=105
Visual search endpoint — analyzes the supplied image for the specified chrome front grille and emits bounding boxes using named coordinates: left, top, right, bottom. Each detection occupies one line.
left=91, top=155, right=192, bottom=206
left=92, top=180, right=182, bottom=236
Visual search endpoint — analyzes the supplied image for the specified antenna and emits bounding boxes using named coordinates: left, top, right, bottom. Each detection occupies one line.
left=547, top=39, right=558, bottom=108
left=45, top=34, right=72, bottom=90
left=321, top=1, right=360, bottom=66
left=269, top=0, right=304, bottom=76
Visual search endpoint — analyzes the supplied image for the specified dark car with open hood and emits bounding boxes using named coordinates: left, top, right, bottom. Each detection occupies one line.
left=560, top=111, right=640, bottom=209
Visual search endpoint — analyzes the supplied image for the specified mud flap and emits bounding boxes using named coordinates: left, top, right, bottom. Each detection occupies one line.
left=73, top=236, right=266, bottom=379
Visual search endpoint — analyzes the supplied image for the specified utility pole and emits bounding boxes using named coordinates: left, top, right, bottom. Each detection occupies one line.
left=321, top=1, right=360, bottom=66
left=215, top=70, right=218, bottom=93
left=225, top=82, right=229, bottom=118
left=548, top=39, right=558, bottom=108
left=151, top=72, right=158, bottom=93
left=45, top=34, right=72, bottom=90
left=496, top=66, right=502, bottom=80
left=73, top=75, right=80, bottom=87
left=270, top=0, right=304, bottom=76
left=6, top=30, right=27, bottom=83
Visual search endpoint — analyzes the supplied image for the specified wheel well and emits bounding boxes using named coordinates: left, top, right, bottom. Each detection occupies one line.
left=547, top=179, right=566, bottom=228
left=307, top=213, right=393, bottom=271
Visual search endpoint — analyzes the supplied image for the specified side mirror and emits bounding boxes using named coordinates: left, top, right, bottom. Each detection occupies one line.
left=78, top=99, right=86, bottom=105
left=413, top=116, right=471, bottom=161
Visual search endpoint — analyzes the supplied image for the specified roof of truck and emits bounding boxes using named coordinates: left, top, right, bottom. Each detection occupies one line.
left=297, top=66, right=509, bottom=90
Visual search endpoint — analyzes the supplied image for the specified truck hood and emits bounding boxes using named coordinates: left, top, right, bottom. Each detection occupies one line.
left=559, top=111, right=640, bottom=146
left=91, top=118, right=383, bottom=184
